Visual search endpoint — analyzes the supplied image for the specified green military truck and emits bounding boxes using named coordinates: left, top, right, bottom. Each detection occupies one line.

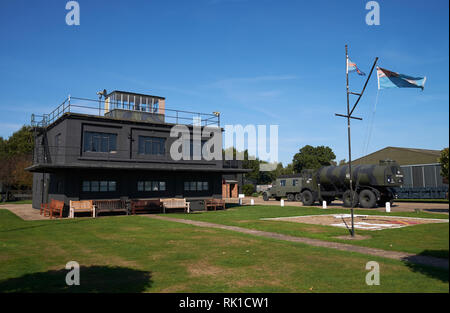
left=263, top=160, right=404, bottom=208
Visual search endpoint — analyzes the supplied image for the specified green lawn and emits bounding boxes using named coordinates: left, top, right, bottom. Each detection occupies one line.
left=0, top=200, right=33, bottom=205
left=396, top=199, right=449, bottom=203
left=168, top=205, right=449, bottom=259
left=0, top=208, right=448, bottom=292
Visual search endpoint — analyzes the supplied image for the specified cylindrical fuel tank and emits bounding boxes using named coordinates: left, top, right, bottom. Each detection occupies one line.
left=316, top=162, right=402, bottom=189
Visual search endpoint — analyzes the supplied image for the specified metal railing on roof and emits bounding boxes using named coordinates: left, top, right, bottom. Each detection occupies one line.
left=31, top=95, right=220, bottom=128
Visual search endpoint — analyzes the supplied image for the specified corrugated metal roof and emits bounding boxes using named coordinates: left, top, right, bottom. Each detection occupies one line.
left=353, top=146, right=442, bottom=166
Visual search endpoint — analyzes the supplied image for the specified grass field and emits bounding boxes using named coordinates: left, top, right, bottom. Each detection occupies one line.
left=0, top=207, right=448, bottom=292
left=0, top=200, right=33, bottom=205
left=170, top=205, right=449, bottom=259
left=395, top=199, right=449, bottom=203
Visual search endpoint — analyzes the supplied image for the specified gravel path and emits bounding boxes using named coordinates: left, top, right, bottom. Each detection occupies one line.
left=146, top=215, right=449, bottom=269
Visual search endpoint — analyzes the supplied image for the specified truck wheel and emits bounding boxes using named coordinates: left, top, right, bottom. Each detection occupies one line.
left=295, top=193, right=302, bottom=201
left=287, top=193, right=295, bottom=201
left=359, top=190, right=377, bottom=208
left=343, top=190, right=358, bottom=207
left=263, top=192, right=269, bottom=201
left=301, top=190, right=314, bottom=206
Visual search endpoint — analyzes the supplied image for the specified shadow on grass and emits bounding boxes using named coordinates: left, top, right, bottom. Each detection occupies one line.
left=0, top=266, right=153, bottom=293
left=418, top=249, right=449, bottom=260
left=225, top=203, right=241, bottom=209
left=403, top=250, right=449, bottom=283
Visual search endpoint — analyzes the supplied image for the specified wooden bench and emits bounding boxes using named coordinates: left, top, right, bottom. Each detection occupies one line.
left=69, top=200, right=95, bottom=218
left=130, top=199, right=162, bottom=214
left=204, top=198, right=226, bottom=211
left=40, top=199, right=65, bottom=219
left=160, top=198, right=190, bottom=213
left=93, top=199, right=128, bottom=217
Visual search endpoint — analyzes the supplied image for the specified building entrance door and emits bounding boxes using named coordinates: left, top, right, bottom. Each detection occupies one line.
left=222, top=180, right=239, bottom=198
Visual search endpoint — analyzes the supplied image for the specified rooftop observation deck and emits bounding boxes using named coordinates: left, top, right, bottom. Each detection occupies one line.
left=31, top=90, right=220, bottom=128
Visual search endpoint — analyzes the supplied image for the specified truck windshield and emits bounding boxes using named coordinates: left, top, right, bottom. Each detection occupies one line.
left=391, top=166, right=400, bottom=175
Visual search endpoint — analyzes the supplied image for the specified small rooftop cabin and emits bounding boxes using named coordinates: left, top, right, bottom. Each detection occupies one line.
left=104, top=91, right=166, bottom=123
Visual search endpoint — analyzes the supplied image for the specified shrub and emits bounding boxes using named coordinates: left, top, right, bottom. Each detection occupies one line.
left=242, top=184, right=255, bottom=196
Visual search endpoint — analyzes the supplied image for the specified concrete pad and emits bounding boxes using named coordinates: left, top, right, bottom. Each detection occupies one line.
left=263, top=214, right=449, bottom=231
left=0, top=204, right=49, bottom=220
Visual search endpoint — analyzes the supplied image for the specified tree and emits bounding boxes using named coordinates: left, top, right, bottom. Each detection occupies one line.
left=11, top=155, right=33, bottom=189
left=223, top=147, right=275, bottom=184
left=0, top=126, right=34, bottom=196
left=223, top=148, right=302, bottom=184
left=292, top=145, right=336, bottom=173
left=5, top=126, right=34, bottom=156
left=0, top=156, right=16, bottom=200
left=438, top=148, right=449, bottom=182
left=0, top=137, right=7, bottom=158
left=270, top=162, right=294, bottom=178
left=0, top=156, right=15, bottom=187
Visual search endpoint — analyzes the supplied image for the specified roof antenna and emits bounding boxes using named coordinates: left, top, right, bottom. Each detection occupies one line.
left=96, top=89, right=107, bottom=115
left=96, top=89, right=107, bottom=99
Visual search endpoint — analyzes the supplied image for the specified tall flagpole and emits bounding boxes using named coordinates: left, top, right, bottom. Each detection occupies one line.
left=336, top=45, right=378, bottom=237
left=345, top=45, right=355, bottom=237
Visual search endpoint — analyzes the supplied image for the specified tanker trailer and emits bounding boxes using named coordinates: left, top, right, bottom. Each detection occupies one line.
left=301, top=160, right=404, bottom=208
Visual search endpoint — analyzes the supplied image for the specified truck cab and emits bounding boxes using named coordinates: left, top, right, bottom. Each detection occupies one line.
left=263, top=174, right=303, bottom=201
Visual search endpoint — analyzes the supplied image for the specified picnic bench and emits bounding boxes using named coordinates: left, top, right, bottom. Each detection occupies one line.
left=160, top=198, right=190, bottom=213
left=130, top=199, right=162, bottom=214
left=69, top=200, right=95, bottom=218
left=204, top=198, right=226, bottom=211
left=93, top=199, right=128, bottom=217
left=40, top=199, right=65, bottom=219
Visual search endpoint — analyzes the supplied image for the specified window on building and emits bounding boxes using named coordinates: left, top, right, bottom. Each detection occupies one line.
left=83, top=131, right=117, bottom=153
left=137, top=181, right=166, bottom=192
left=55, top=133, right=61, bottom=150
left=57, top=180, right=64, bottom=193
left=100, top=181, right=108, bottom=192
left=108, top=181, right=116, bottom=192
left=82, top=181, right=90, bottom=192
left=138, top=136, right=165, bottom=155
left=140, top=99, right=148, bottom=112
left=184, top=181, right=209, bottom=191
left=181, top=139, right=208, bottom=159
left=91, top=181, right=99, bottom=192
left=82, top=181, right=117, bottom=192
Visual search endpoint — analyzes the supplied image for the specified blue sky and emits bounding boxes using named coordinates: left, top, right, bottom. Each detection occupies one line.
left=0, top=0, right=448, bottom=165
